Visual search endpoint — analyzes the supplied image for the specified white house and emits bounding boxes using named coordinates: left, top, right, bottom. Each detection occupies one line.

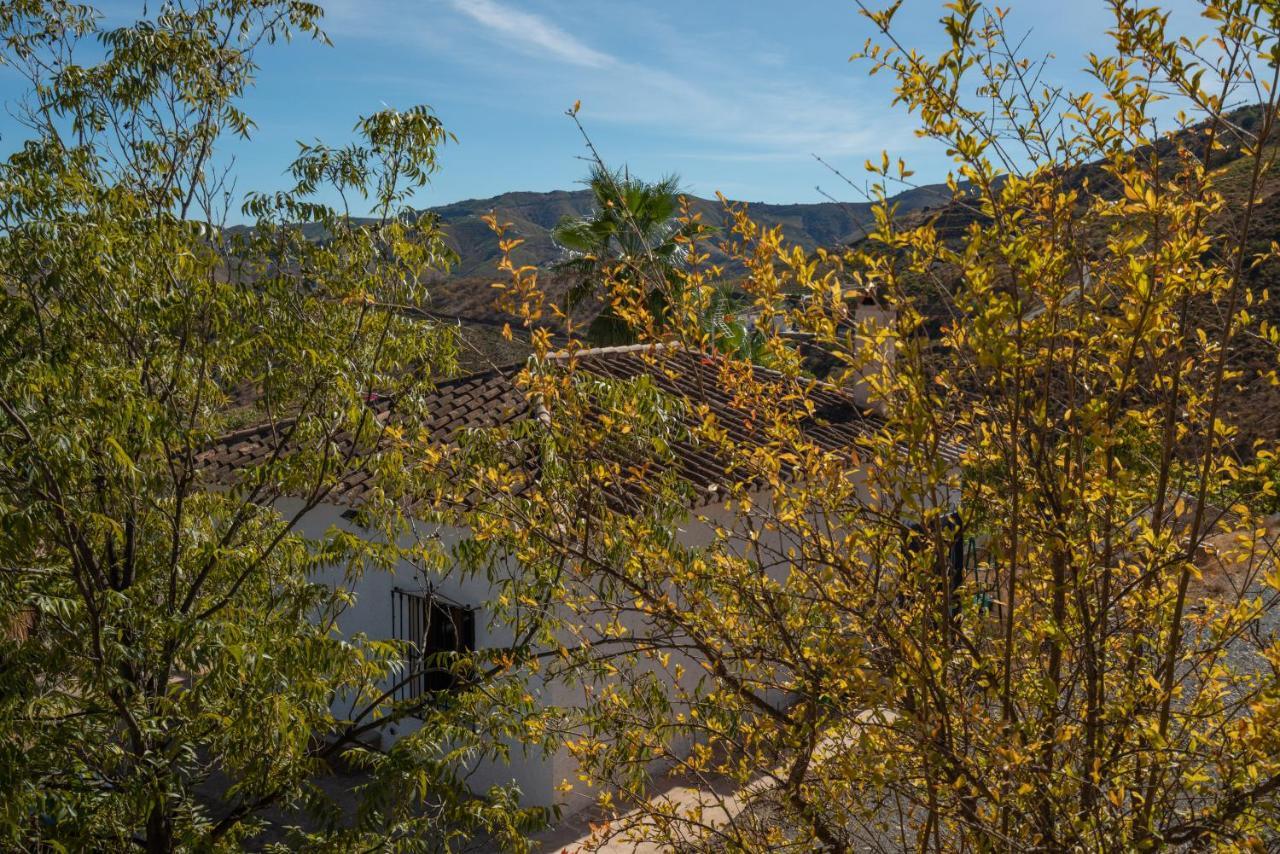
left=196, top=299, right=965, bottom=820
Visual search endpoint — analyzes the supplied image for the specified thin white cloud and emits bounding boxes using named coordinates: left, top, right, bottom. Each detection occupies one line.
left=561, top=60, right=908, bottom=160
left=445, top=0, right=614, bottom=69
left=322, top=1, right=920, bottom=179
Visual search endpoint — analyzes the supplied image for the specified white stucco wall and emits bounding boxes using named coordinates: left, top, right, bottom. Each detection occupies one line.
left=285, top=494, right=776, bottom=818
left=285, top=499, right=567, bottom=808
left=286, top=458, right=959, bottom=821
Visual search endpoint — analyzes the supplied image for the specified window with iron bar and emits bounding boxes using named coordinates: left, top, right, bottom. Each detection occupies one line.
left=390, top=587, right=476, bottom=703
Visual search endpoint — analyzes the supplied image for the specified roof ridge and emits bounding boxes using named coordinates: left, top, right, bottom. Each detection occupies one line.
left=427, top=342, right=670, bottom=382
left=429, top=361, right=520, bottom=390
left=546, top=341, right=670, bottom=360
left=208, top=416, right=297, bottom=446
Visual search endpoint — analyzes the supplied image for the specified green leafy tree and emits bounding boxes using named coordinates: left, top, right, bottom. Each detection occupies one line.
left=0, top=1, right=541, bottom=850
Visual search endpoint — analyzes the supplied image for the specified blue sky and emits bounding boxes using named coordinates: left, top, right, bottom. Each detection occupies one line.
left=1, top=1, right=1207, bottom=212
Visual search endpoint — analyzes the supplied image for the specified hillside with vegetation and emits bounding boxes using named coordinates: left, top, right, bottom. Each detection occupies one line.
left=420, top=183, right=952, bottom=326
left=430, top=184, right=952, bottom=278
left=846, top=109, right=1280, bottom=463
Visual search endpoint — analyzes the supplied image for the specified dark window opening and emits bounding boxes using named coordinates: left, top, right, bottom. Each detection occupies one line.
left=391, top=588, right=475, bottom=703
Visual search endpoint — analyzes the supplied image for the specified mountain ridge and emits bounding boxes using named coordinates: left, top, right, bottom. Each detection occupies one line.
left=425, top=183, right=953, bottom=281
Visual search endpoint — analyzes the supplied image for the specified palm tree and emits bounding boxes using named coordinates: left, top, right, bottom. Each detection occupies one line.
left=551, top=165, right=702, bottom=345
left=552, top=165, right=772, bottom=363
left=698, top=285, right=775, bottom=366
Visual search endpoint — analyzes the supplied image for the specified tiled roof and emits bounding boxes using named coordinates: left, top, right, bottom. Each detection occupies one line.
left=196, top=344, right=961, bottom=509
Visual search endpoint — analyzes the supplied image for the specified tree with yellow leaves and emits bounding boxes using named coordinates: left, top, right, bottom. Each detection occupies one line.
left=468, top=0, right=1280, bottom=849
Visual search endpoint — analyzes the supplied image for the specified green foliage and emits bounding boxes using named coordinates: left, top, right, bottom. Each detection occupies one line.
left=549, top=162, right=773, bottom=361
left=0, top=1, right=541, bottom=850
left=550, top=164, right=708, bottom=345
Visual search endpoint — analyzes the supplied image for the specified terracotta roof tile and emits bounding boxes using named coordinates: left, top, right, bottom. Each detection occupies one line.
left=196, top=344, right=961, bottom=509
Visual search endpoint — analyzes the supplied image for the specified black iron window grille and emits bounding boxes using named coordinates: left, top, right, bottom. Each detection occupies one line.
left=390, top=587, right=476, bottom=703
